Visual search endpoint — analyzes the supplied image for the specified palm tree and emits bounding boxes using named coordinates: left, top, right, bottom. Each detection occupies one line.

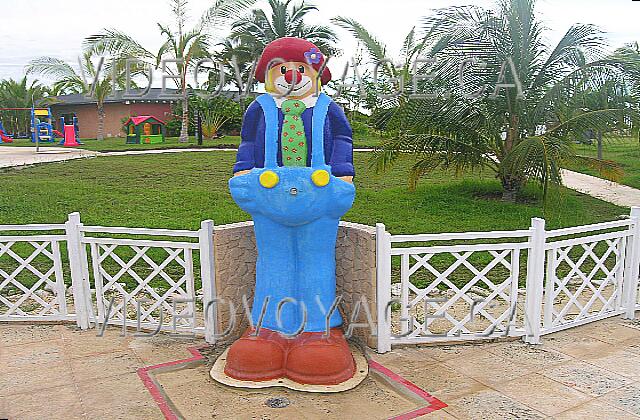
left=84, top=0, right=254, bottom=143
left=368, top=0, right=636, bottom=201
left=613, top=42, right=640, bottom=114
left=572, top=76, right=632, bottom=159
left=211, top=38, right=257, bottom=93
left=231, top=0, right=339, bottom=57
left=0, top=77, right=47, bottom=107
left=26, top=52, right=132, bottom=141
left=331, top=17, right=427, bottom=117
left=0, top=77, right=48, bottom=135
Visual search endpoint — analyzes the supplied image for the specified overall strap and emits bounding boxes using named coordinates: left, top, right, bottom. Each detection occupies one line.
left=311, top=93, right=331, bottom=168
left=256, top=94, right=279, bottom=168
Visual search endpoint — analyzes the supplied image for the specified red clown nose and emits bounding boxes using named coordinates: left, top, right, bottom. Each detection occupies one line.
left=284, top=69, right=303, bottom=84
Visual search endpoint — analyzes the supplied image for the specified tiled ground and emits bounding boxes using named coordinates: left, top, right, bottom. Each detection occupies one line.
left=373, top=316, right=640, bottom=419
left=1, top=315, right=640, bottom=419
left=0, top=325, right=191, bottom=419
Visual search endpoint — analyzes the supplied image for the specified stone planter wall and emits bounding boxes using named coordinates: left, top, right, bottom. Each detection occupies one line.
left=212, top=221, right=378, bottom=349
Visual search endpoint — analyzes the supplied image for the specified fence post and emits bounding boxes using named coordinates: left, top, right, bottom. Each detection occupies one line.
left=624, top=207, right=640, bottom=319
left=376, top=223, right=392, bottom=353
left=524, top=217, right=546, bottom=344
left=199, top=220, right=217, bottom=344
left=65, top=212, right=90, bottom=330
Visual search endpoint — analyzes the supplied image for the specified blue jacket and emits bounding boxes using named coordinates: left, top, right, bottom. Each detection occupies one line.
left=233, top=98, right=355, bottom=177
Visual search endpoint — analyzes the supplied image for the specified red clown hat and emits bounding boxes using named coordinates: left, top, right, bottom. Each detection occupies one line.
left=255, top=37, right=332, bottom=85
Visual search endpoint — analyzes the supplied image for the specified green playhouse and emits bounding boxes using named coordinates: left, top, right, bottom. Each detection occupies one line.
left=125, top=116, right=166, bottom=144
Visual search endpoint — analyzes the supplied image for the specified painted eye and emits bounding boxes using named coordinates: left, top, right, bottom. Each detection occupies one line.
left=298, top=66, right=305, bottom=74
left=280, top=66, right=287, bottom=75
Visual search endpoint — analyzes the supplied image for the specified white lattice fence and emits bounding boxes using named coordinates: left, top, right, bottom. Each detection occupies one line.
left=88, top=241, right=197, bottom=331
left=0, top=214, right=218, bottom=344
left=79, top=221, right=215, bottom=337
left=377, top=227, right=531, bottom=351
left=0, top=225, right=73, bottom=321
left=377, top=207, right=640, bottom=352
left=541, top=219, right=635, bottom=334
left=2, top=208, right=638, bottom=353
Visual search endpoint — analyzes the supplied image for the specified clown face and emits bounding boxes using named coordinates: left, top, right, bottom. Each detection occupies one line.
left=265, top=61, right=320, bottom=99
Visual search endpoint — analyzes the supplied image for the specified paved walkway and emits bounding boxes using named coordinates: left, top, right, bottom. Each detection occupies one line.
left=562, top=169, right=640, bottom=208
left=0, top=147, right=97, bottom=169
left=2, top=315, right=640, bottom=419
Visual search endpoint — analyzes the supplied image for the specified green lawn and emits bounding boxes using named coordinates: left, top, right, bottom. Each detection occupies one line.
left=0, top=134, right=383, bottom=152
left=0, top=151, right=626, bottom=292
left=0, top=151, right=624, bottom=233
left=571, top=136, right=640, bottom=189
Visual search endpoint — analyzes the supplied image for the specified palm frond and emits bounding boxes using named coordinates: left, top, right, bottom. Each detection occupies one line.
left=26, top=57, right=80, bottom=81
left=202, top=0, right=257, bottom=29
left=83, top=29, right=155, bottom=61
left=549, top=108, right=631, bottom=137
left=331, top=16, right=389, bottom=72
left=533, top=24, right=606, bottom=89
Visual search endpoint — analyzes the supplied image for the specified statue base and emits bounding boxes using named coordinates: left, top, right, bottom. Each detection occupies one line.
left=210, top=344, right=368, bottom=393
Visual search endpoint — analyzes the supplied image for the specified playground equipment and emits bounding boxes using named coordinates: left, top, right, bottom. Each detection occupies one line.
left=58, top=116, right=81, bottom=147
left=124, top=116, right=166, bottom=144
left=31, top=108, right=55, bottom=143
left=0, top=107, right=82, bottom=146
left=0, top=120, right=13, bottom=143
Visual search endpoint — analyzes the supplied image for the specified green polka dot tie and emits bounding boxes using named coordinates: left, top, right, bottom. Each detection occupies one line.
left=281, top=99, right=307, bottom=166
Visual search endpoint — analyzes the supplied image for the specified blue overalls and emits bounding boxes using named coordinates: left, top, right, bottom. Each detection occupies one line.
left=229, top=93, right=356, bottom=335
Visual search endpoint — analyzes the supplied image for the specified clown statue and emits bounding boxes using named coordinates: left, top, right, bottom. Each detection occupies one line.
left=223, top=37, right=357, bottom=386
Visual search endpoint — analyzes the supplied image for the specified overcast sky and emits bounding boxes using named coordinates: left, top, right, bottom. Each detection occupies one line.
left=1, top=0, right=638, bottom=85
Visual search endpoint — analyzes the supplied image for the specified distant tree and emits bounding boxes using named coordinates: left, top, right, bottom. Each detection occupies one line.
left=0, top=77, right=47, bottom=108
left=231, top=0, right=339, bottom=57
left=613, top=41, right=640, bottom=124
left=84, top=0, right=254, bottom=143
left=0, top=77, right=48, bottom=134
left=26, top=52, right=134, bottom=140
left=331, top=17, right=428, bottom=122
left=570, top=74, right=633, bottom=158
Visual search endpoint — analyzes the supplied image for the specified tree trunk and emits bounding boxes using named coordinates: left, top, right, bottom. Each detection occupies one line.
left=597, top=131, right=603, bottom=160
left=196, top=112, right=203, bottom=146
left=179, top=94, right=189, bottom=143
left=501, top=115, right=521, bottom=202
left=97, top=103, right=105, bottom=141
left=500, top=174, right=522, bottom=203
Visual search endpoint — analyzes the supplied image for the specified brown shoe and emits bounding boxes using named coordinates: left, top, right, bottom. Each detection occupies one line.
left=224, top=328, right=289, bottom=381
left=285, top=328, right=356, bottom=385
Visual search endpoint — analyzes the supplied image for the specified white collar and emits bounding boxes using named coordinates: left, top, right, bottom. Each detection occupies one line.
left=271, top=94, right=319, bottom=108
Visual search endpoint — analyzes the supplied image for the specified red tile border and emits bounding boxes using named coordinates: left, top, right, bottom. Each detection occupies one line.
left=368, top=359, right=447, bottom=419
left=137, top=347, right=447, bottom=420
left=136, top=346, right=205, bottom=420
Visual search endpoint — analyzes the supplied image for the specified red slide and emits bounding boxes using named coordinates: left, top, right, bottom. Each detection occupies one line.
left=53, top=129, right=64, bottom=138
left=61, top=124, right=80, bottom=147
left=0, top=129, right=13, bottom=143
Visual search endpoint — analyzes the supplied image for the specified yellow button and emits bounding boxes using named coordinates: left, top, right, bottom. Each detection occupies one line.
left=311, top=169, right=330, bottom=187
left=259, top=170, right=279, bottom=188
